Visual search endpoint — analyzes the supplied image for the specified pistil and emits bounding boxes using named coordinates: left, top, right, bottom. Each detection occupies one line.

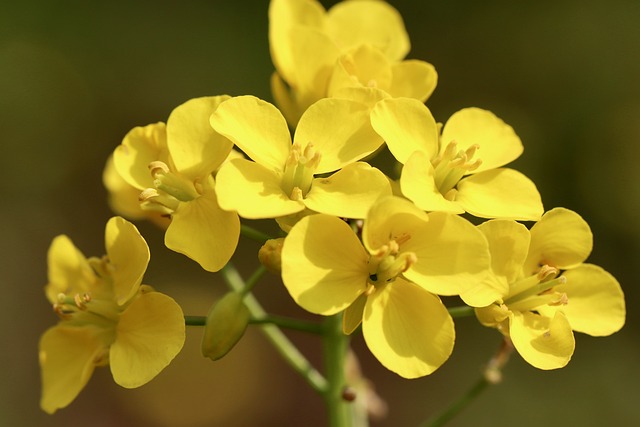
left=432, top=141, right=482, bottom=194
left=281, top=142, right=321, bottom=199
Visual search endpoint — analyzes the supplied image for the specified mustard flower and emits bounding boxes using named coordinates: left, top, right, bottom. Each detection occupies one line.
left=210, top=95, right=391, bottom=222
left=475, top=208, right=626, bottom=369
left=113, top=96, right=240, bottom=272
left=281, top=196, right=493, bottom=378
left=269, top=0, right=437, bottom=125
left=39, top=217, right=185, bottom=413
left=371, top=97, right=544, bottom=220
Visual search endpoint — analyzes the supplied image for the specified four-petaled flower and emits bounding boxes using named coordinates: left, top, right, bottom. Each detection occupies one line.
left=39, top=217, right=185, bottom=413
left=281, top=196, right=493, bottom=378
left=371, top=97, right=544, bottom=220
left=475, top=208, right=625, bottom=369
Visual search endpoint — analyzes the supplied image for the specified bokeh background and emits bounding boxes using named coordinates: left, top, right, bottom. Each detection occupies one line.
left=2, top=0, right=638, bottom=426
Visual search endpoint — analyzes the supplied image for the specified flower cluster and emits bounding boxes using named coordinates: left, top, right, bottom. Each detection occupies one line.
left=41, top=0, right=626, bottom=416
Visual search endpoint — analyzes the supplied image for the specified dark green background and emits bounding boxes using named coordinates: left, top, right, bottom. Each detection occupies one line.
left=2, top=0, right=638, bottom=426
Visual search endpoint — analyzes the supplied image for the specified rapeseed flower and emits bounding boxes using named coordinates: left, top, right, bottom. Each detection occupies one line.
left=39, top=217, right=185, bottom=413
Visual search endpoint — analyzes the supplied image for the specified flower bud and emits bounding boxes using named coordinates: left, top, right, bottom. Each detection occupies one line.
left=258, top=238, right=285, bottom=274
left=201, top=292, right=250, bottom=361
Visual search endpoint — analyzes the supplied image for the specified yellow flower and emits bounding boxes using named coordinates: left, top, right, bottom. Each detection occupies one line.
left=281, top=197, right=493, bottom=378
left=39, top=217, right=185, bottom=414
left=112, top=96, right=240, bottom=272
left=210, top=95, right=391, bottom=221
left=475, top=208, right=626, bottom=369
left=269, top=0, right=436, bottom=125
left=371, top=97, right=544, bottom=220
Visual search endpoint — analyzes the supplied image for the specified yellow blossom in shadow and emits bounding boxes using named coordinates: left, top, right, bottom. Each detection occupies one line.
left=39, top=217, right=185, bottom=413
left=475, top=208, right=625, bottom=369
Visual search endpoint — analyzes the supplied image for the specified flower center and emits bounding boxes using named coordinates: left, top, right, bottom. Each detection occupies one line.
left=366, top=234, right=417, bottom=291
left=138, top=161, right=204, bottom=214
left=504, top=265, right=568, bottom=313
left=281, top=142, right=321, bottom=200
left=432, top=141, right=482, bottom=199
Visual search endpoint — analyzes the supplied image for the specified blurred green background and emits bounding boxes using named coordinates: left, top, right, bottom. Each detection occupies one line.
left=1, top=0, right=638, bottom=426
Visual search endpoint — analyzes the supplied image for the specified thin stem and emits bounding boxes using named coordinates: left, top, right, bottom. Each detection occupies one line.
left=241, top=264, right=267, bottom=295
left=447, top=305, right=475, bottom=318
left=240, top=223, right=273, bottom=244
left=251, top=314, right=324, bottom=334
left=323, top=313, right=351, bottom=427
left=221, top=263, right=328, bottom=394
left=420, top=377, right=490, bottom=427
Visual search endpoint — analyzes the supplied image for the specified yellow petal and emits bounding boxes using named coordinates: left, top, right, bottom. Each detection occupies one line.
left=326, top=0, right=410, bottom=62
left=268, top=0, right=327, bottom=86
left=46, top=235, right=95, bottom=304
left=477, top=220, right=531, bottom=297
left=111, top=291, right=185, bottom=388
left=441, top=108, right=523, bottom=173
left=327, top=44, right=392, bottom=96
left=331, top=85, right=390, bottom=107
left=105, top=217, right=150, bottom=305
left=456, top=168, right=544, bottom=220
left=537, top=264, right=625, bottom=337
left=524, top=207, right=593, bottom=274
left=402, top=212, right=492, bottom=304
left=39, top=325, right=105, bottom=414
left=295, top=98, right=383, bottom=173
left=270, top=71, right=303, bottom=127
left=362, top=279, right=454, bottom=378
left=113, top=122, right=168, bottom=190
left=400, top=151, right=464, bottom=214
left=210, top=96, right=291, bottom=172
left=304, top=163, right=392, bottom=219
left=281, top=214, right=369, bottom=315
left=343, top=293, right=367, bottom=335
left=389, top=60, right=438, bottom=102
left=215, top=158, right=304, bottom=219
left=509, top=311, right=575, bottom=370
left=167, top=96, right=233, bottom=179
left=362, top=195, right=429, bottom=255
left=371, top=98, right=439, bottom=164
left=165, top=190, right=240, bottom=272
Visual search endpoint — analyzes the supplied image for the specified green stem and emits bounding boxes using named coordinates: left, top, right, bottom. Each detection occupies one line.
left=241, top=264, right=267, bottom=295
left=251, top=314, right=324, bottom=334
left=184, top=315, right=206, bottom=326
left=420, top=377, right=490, bottom=427
left=240, top=224, right=272, bottom=244
left=221, top=263, right=328, bottom=394
left=447, top=305, right=475, bottom=318
left=323, top=313, right=351, bottom=427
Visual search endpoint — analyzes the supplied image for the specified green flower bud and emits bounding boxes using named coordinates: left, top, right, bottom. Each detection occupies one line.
left=201, top=292, right=250, bottom=361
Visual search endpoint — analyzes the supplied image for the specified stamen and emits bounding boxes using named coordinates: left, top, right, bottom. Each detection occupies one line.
left=432, top=141, right=483, bottom=194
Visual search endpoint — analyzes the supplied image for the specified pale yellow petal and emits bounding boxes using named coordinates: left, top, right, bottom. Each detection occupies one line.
left=167, top=96, right=233, bottom=179
left=327, top=44, right=392, bottom=96
left=113, top=122, right=168, bottom=190
left=363, top=279, right=454, bottom=378
left=268, top=0, right=327, bottom=86
left=281, top=214, right=369, bottom=315
left=111, top=291, right=185, bottom=388
left=270, top=71, right=303, bottom=127
left=215, top=159, right=304, bottom=219
left=477, top=219, right=530, bottom=295
left=46, top=235, right=95, bottom=304
left=524, top=207, right=593, bottom=274
left=456, top=168, right=544, bottom=221
left=164, top=191, right=239, bottom=272
left=537, top=264, right=625, bottom=337
left=441, top=108, right=523, bottom=172
left=327, top=0, right=410, bottom=61
left=509, top=311, right=574, bottom=370
left=362, top=195, right=429, bottom=255
left=400, top=151, right=464, bottom=214
left=39, top=326, right=105, bottom=414
left=402, top=212, right=492, bottom=304
left=105, top=217, right=149, bottom=305
left=389, top=60, right=438, bottom=102
left=304, top=163, right=392, bottom=219
left=210, top=96, right=291, bottom=172
left=371, top=98, right=439, bottom=164
left=331, top=85, right=390, bottom=107
left=295, top=98, right=383, bottom=173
